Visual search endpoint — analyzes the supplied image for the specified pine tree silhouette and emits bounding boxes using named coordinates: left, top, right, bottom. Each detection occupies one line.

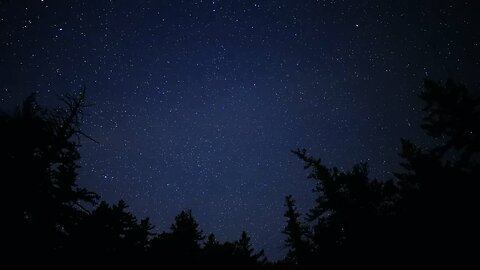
left=285, top=78, right=479, bottom=267
left=3, top=77, right=476, bottom=267
left=67, top=200, right=153, bottom=261
left=282, top=195, right=310, bottom=267
left=234, top=231, right=266, bottom=265
left=393, top=79, right=479, bottom=263
left=149, top=209, right=204, bottom=266
left=1, top=91, right=98, bottom=258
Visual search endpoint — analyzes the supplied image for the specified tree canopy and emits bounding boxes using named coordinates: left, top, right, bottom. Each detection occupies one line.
left=1, top=78, right=477, bottom=267
left=282, top=78, right=478, bottom=267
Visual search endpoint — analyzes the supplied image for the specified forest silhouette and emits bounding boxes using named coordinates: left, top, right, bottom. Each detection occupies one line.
left=1, top=78, right=477, bottom=267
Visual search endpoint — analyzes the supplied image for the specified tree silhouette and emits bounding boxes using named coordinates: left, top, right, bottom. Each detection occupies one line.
left=420, top=79, right=480, bottom=162
left=3, top=77, right=476, bottom=267
left=200, top=231, right=267, bottom=269
left=67, top=200, right=153, bottom=260
left=288, top=151, right=394, bottom=264
left=282, top=195, right=310, bottom=267
left=201, top=232, right=236, bottom=268
left=234, top=231, right=266, bottom=265
left=1, top=92, right=98, bottom=257
left=286, top=78, right=479, bottom=267
left=170, top=209, right=205, bottom=247
left=1, top=92, right=270, bottom=267
left=392, top=79, right=479, bottom=262
left=149, top=209, right=204, bottom=266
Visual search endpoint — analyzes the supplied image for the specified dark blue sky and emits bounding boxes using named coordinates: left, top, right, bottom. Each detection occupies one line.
left=1, top=0, right=479, bottom=259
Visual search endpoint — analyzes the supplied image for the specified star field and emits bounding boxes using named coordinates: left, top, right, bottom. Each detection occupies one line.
left=1, top=0, right=479, bottom=259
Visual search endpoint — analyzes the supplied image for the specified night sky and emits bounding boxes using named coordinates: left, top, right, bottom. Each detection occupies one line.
left=1, top=0, right=479, bottom=259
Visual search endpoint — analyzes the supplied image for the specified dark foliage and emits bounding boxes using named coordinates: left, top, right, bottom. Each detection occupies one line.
left=148, top=209, right=204, bottom=266
left=66, top=200, right=153, bottom=259
left=201, top=231, right=267, bottom=269
left=1, top=78, right=476, bottom=267
left=282, top=78, right=478, bottom=267
left=1, top=91, right=98, bottom=258
left=0, top=91, right=266, bottom=268
left=282, top=195, right=310, bottom=267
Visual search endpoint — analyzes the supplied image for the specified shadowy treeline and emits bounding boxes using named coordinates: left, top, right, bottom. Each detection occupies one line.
left=1, top=78, right=478, bottom=267
left=0, top=91, right=267, bottom=268
left=282, top=78, right=478, bottom=267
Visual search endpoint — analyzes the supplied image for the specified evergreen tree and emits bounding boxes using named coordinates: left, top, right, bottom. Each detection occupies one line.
left=149, top=209, right=204, bottom=266
left=170, top=209, right=205, bottom=249
left=393, top=79, right=479, bottom=261
left=68, top=200, right=153, bottom=259
left=282, top=195, right=310, bottom=267
left=1, top=91, right=98, bottom=256
left=235, top=231, right=265, bottom=261
left=287, top=78, right=479, bottom=266
left=420, top=78, right=480, bottom=162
